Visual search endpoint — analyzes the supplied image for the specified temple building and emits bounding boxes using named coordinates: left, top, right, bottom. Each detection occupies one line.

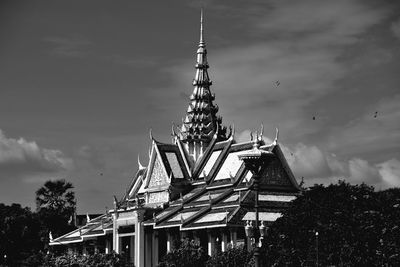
left=50, top=11, right=301, bottom=267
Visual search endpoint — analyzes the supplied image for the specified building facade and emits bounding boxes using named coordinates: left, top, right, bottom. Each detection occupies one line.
left=50, top=12, right=301, bottom=267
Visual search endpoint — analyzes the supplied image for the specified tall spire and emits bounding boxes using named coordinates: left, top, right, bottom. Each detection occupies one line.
left=199, top=8, right=205, bottom=47
left=180, top=9, right=227, bottom=162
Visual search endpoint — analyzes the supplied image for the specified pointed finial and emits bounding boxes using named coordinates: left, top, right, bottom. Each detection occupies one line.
left=138, top=154, right=145, bottom=170
left=200, top=8, right=205, bottom=47
left=274, top=127, right=279, bottom=144
left=148, top=146, right=152, bottom=159
left=260, top=124, right=264, bottom=140
left=250, top=131, right=253, bottom=141
left=113, top=195, right=119, bottom=208
left=171, top=123, right=177, bottom=137
left=86, top=213, right=90, bottom=223
left=228, top=124, right=235, bottom=140
left=149, top=128, right=154, bottom=140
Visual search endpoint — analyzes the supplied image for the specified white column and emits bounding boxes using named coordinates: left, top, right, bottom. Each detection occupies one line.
left=112, top=212, right=120, bottom=253
left=230, top=229, right=237, bottom=247
left=135, top=221, right=144, bottom=267
left=166, top=231, right=173, bottom=253
left=207, top=231, right=215, bottom=256
left=105, top=238, right=111, bottom=254
left=221, top=232, right=228, bottom=252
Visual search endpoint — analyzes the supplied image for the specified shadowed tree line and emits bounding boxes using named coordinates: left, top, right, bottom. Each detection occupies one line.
left=0, top=179, right=76, bottom=266
left=261, top=182, right=400, bottom=266
left=1, top=180, right=400, bottom=266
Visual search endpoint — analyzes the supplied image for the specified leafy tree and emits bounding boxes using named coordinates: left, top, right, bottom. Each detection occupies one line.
left=24, top=251, right=127, bottom=267
left=36, top=179, right=77, bottom=241
left=206, top=246, right=253, bottom=267
left=0, top=203, right=42, bottom=265
left=261, top=181, right=400, bottom=266
left=158, top=238, right=209, bottom=267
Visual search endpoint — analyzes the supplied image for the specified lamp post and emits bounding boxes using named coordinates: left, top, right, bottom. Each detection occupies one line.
left=239, top=139, right=275, bottom=267
left=315, top=231, right=319, bottom=267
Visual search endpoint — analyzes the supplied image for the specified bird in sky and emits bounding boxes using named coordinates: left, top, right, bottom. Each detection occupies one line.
left=313, top=116, right=316, bottom=120
left=374, top=111, right=378, bottom=118
left=275, top=80, right=280, bottom=86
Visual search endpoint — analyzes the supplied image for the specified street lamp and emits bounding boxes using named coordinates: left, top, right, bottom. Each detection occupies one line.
left=239, top=139, right=275, bottom=267
left=315, top=231, right=319, bottom=267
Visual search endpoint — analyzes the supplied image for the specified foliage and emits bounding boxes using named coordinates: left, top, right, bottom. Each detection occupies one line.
left=24, top=251, right=128, bottom=267
left=206, top=245, right=253, bottom=267
left=158, top=238, right=209, bottom=267
left=0, top=203, right=42, bottom=266
left=262, top=181, right=400, bottom=266
left=36, top=179, right=77, bottom=240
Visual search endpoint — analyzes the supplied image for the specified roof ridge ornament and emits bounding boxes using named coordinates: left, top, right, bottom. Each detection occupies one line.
left=138, top=154, right=145, bottom=170
left=149, top=128, right=154, bottom=141
left=171, top=123, right=176, bottom=136
left=259, top=124, right=264, bottom=141
left=228, top=124, right=235, bottom=140
left=273, top=127, right=279, bottom=145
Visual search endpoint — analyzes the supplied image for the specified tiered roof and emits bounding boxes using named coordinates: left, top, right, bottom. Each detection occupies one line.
left=136, top=136, right=301, bottom=230
left=50, top=11, right=301, bottom=246
left=50, top=214, right=113, bottom=245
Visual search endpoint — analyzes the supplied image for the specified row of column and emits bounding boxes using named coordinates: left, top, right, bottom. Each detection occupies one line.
left=166, top=229, right=238, bottom=256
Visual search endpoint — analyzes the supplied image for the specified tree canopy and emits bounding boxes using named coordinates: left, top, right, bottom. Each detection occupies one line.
left=36, top=179, right=77, bottom=241
left=0, top=203, right=42, bottom=265
left=262, top=181, right=400, bottom=266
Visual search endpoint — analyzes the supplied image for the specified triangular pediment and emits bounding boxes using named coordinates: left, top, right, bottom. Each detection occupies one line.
left=260, top=159, right=291, bottom=187
left=259, top=143, right=301, bottom=192
left=148, top=155, right=170, bottom=188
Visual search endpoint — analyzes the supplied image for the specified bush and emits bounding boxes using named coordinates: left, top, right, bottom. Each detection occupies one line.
left=206, top=245, right=253, bottom=267
left=158, top=238, right=209, bottom=267
left=23, top=252, right=128, bottom=267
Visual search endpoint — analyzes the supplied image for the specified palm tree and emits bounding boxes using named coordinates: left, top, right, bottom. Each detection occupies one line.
left=36, top=179, right=76, bottom=239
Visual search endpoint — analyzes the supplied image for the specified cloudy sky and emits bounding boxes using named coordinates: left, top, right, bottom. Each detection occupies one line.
left=1, top=0, right=400, bottom=213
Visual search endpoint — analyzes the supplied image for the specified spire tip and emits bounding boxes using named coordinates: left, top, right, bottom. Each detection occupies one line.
left=199, top=8, right=205, bottom=46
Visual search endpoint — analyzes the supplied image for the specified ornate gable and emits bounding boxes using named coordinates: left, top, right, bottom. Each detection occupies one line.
left=259, top=159, right=291, bottom=188
left=148, top=156, right=169, bottom=188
